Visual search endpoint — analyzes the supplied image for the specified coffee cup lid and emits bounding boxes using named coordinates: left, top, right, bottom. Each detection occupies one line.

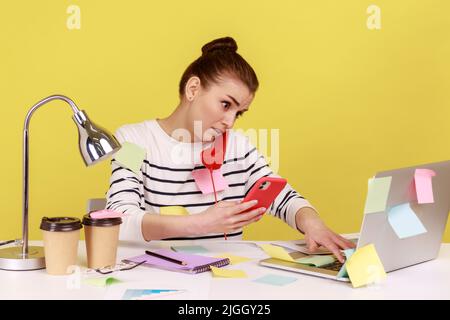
left=40, top=217, right=83, bottom=232
left=82, top=214, right=122, bottom=227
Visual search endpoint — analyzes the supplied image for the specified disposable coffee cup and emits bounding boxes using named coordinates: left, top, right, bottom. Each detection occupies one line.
left=40, top=217, right=82, bottom=275
left=82, top=214, right=122, bottom=269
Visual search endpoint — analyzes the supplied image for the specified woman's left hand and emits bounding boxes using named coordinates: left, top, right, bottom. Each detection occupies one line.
left=296, top=208, right=356, bottom=263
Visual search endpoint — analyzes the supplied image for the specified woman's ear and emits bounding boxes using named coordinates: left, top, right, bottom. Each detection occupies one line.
left=184, top=76, right=201, bottom=101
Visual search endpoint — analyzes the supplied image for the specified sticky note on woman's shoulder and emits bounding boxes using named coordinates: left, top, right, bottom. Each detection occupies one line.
left=114, top=142, right=146, bottom=174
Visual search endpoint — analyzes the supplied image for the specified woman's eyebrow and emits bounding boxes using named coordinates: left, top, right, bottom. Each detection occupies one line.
left=226, top=94, right=240, bottom=107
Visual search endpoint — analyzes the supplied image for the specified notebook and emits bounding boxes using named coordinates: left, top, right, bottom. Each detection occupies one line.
left=123, top=249, right=230, bottom=274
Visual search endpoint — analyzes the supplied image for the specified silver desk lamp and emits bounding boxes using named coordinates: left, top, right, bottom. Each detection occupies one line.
left=0, top=95, right=121, bottom=271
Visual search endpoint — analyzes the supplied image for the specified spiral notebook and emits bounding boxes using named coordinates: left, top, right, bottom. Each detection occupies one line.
left=123, top=249, right=230, bottom=274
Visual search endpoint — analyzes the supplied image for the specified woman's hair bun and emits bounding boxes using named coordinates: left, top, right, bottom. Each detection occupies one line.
left=201, top=37, right=238, bottom=55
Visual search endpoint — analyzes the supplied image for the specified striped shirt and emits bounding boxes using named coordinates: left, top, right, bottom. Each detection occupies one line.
left=105, top=119, right=315, bottom=242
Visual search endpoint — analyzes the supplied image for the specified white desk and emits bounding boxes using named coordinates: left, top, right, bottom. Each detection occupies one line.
left=1, top=238, right=450, bottom=300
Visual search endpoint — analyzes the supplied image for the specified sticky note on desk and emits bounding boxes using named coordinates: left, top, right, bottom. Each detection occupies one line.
left=336, top=248, right=356, bottom=279
left=259, top=244, right=296, bottom=262
left=214, top=253, right=252, bottom=265
left=364, top=176, right=392, bottom=214
left=387, top=203, right=427, bottom=239
left=171, top=245, right=209, bottom=254
left=192, top=168, right=227, bottom=194
left=296, top=255, right=336, bottom=267
left=210, top=266, right=247, bottom=278
left=83, top=277, right=121, bottom=287
left=414, top=169, right=436, bottom=204
left=160, top=206, right=189, bottom=216
left=346, top=244, right=386, bottom=288
left=253, top=274, right=298, bottom=286
left=114, top=142, right=146, bottom=174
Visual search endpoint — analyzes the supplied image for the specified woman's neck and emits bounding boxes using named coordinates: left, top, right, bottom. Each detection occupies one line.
left=157, top=103, right=197, bottom=143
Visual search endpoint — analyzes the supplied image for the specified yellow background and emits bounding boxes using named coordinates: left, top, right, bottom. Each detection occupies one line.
left=1, top=1, right=449, bottom=241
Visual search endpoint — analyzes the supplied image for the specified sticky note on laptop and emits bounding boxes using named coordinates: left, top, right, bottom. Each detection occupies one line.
left=296, top=255, right=335, bottom=267
left=364, top=176, right=392, bottom=214
left=414, top=169, right=436, bottom=204
left=336, top=248, right=356, bottom=279
left=259, top=244, right=296, bottom=262
left=387, top=203, right=427, bottom=239
left=114, top=142, right=146, bottom=174
left=346, top=244, right=386, bottom=288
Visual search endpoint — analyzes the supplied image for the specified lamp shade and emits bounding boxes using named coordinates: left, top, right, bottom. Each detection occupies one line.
left=73, top=110, right=120, bottom=166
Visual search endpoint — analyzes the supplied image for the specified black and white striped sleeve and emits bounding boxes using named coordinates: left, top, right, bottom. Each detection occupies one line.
left=242, top=136, right=317, bottom=232
left=105, top=128, right=147, bottom=241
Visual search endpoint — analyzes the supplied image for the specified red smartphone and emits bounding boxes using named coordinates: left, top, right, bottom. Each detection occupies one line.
left=241, top=177, right=287, bottom=214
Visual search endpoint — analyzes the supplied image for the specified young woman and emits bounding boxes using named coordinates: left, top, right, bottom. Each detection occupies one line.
left=106, top=37, right=355, bottom=262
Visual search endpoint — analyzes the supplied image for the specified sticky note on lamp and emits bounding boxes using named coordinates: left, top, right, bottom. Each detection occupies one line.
left=387, top=203, right=427, bottom=239
left=346, top=244, right=386, bottom=288
left=114, top=142, right=146, bottom=174
left=364, top=176, right=392, bottom=214
left=414, top=169, right=436, bottom=204
left=192, top=168, right=227, bottom=194
left=259, top=244, right=296, bottom=262
left=160, top=206, right=189, bottom=216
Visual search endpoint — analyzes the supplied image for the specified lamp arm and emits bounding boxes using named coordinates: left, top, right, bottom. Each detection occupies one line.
left=22, top=95, right=81, bottom=255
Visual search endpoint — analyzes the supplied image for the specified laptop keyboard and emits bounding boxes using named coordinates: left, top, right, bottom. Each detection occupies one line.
left=320, top=260, right=344, bottom=271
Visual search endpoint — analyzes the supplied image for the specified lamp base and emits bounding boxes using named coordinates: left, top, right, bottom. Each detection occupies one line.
left=0, top=246, right=45, bottom=271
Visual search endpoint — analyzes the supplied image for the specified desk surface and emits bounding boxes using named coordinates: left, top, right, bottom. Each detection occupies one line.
left=1, top=237, right=450, bottom=300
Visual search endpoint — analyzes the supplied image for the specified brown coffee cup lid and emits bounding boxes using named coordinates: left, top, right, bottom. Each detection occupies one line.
left=40, top=217, right=82, bottom=232
left=82, top=214, right=122, bottom=227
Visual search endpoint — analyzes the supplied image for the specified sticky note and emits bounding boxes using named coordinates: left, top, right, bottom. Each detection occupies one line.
left=171, top=245, right=209, bottom=254
left=192, top=168, right=227, bottom=194
left=414, top=169, right=436, bottom=204
left=364, top=176, right=392, bottom=214
left=114, top=142, right=146, bottom=174
left=83, top=277, right=121, bottom=287
left=296, top=255, right=336, bottom=267
left=346, top=244, right=386, bottom=288
left=214, top=253, right=252, bottom=265
left=253, top=274, right=298, bottom=286
left=160, top=206, right=189, bottom=216
left=210, top=266, right=247, bottom=278
left=336, top=248, right=356, bottom=279
left=387, top=203, right=427, bottom=239
left=259, top=244, right=296, bottom=262
left=90, top=209, right=127, bottom=219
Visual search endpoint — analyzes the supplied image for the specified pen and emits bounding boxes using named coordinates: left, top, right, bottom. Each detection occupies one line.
left=145, top=250, right=187, bottom=266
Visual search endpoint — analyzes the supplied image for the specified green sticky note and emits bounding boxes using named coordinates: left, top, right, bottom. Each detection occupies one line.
left=296, top=255, right=335, bottom=267
left=364, top=176, right=392, bottom=214
left=114, top=142, right=146, bottom=174
left=171, top=245, right=209, bottom=254
left=83, top=277, right=121, bottom=287
left=253, top=274, right=298, bottom=286
left=337, top=248, right=356, bottom=279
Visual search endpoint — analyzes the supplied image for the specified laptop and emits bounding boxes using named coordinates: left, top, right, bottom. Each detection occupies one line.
left=259, top=159, right=450, bottom=282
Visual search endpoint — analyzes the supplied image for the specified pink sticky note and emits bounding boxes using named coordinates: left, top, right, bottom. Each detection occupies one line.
left=414, top=169, right=436, bottom=204
left=192, top=168, right=228, bottom=194
left=90, top=209, right=128, bottom=219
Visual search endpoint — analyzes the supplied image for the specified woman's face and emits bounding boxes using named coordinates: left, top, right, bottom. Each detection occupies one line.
left=185, top=75, right=254, bottom=142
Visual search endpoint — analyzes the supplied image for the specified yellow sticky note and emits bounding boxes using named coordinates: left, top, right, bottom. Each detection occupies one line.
left=214, top=253, right=252, bottom=265
left=83, top=277, right=121, bottom=287
left=160, top=206, right=189, bottom=216
left=346, top=244, right=387, bottom=288
left=259, top=244, right=296, bottom=262
left=210, top=266, right=247, bottom=278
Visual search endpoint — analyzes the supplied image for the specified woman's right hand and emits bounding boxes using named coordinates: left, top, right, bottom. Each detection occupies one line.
left=195, top=200, right=266, bottom=235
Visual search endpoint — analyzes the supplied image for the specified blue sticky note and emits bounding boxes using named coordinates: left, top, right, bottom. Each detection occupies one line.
left=387, top=203, right=427, bottom=239
left=253, top=274, right=298, bottom=286
left=336, top=248, right=356, bottom=279
left=171, top=245, right=209, bottom=254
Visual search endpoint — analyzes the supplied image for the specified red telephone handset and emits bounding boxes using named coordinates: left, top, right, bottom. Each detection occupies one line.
left=241, top=177, right=287, bottom=214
